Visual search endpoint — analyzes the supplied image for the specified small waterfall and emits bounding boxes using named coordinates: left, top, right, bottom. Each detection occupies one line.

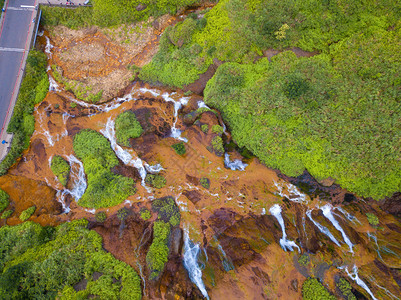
left=48, top=75, right=60, bottom=92
left=55, top=190, right=70, bottom=213
left=321, top=204, right=354, bottom=253
left=306, top=209, right=341, bottom=246
left=161, top=92, right=190, bottom=142
left=343, top=265, right=378, bottom=300
left=45, top=36, right=53, bottom=58
left=269, top=204, right=300, bottom=252
left=66, top=154, right=87, bottom=201
left=145, top=163, right=164, bottom=174
left=224, top=153, right=248, bottom=171
left=335, top=206, right=361, bottom=224
left=183, top=227, right=209, bottom=299
left=274, top=181, right=308, bottom=204
left=197, top=100, right=210, bottom=109
left=216, top=243, right=234, bottom=272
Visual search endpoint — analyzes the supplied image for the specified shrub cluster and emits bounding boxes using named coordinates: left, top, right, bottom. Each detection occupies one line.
left=337, top=278, right=356, bottom=300
left=19, top=206, right=36, bottom=222
left=95, top=211, right=107, bottom=223
left=1, top=210, right=13, bottom=220
left=115, top=111, right=143, bottom=147
left=212, top=124, right=224, bottom=135
left=145, top=174, right=167, bottom=189
left=140, top=208, right=151, bottom=220
left=50, top=156, right=70, bottom=186
left=200, top=177, right=210, bottom=189
left=0, top=189, right=9, bottom=213
left=302, top=278, right=336, bottom=300
left=211, top=136, right=224, bottom=154
left=73, top=129, right=135, bottom=208
left=366, top=213, right=379, bottom=227
left=172, top=142, right=186, bottom=155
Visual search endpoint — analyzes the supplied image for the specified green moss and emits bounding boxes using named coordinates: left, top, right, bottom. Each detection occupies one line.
left=117, top=207, right=129, bottom=221
left=145, top=174, right=167, bottom=189
left=151, top=196, right=181, bottom=226
left=140, top=208, right=151, bottom=220
left=51, top=155, right=70, bottom=186
left=337, top=278, right=356, bottom=300
left=366, top=213, right=379, bottom=227
left=298, top=254, right=309, bottom=266
left=201, top=124, right=209, bottom=133
left=146, top=221, right=171, bottom=279
left=1, top=210, right=14, bottom=220
left=172, top=142, right=186, bottom=155
left=115, top=111, right=143, bottom=147
left=70, top=102, right=77, bottom=108
left=95, top=212, right=107, bottom=223
left=0, top=189, right=9, bottom=213
left=211, top=136, right=224, bottom=154
left=19, top=206, right=36, bottom=222
left=302, top=278, right=336, bottom=300
left=73, top=129, right=135, bottom=208
left=212, top=124, right=224, bottom=135
left=200, top=177, right=210, bottom=189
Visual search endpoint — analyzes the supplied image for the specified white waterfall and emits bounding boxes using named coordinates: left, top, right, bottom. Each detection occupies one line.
left=55, top=190, right=70, bottom=213
left=269, top=204, right=300, bottom=252
left=48, top=75, right=60, bottom=92
left=344, top=265, right=378, bottom=300
left=321, top=204, right=354, bottom=253
left=183, top=227, right=209, bottom=299
left=66, top=154, right=87, bottom=201
left=161, top=92, right=190, bottom=142
left=224, top=153, right=248, bottom=171
left=274, top=181, right=308, bottom=204
left=306, top=209, right=341, bottom=246
left=45, top=36, right=53, bottom=58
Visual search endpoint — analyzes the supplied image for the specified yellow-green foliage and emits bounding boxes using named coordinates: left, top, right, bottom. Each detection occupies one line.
left=211, top=136, right=224, bottom=154
left=145, top=174, right=166, bottom=189
left=115, top=111, right=143, bottom=147
left=172, top=142, right=186, bottom=155
left=201, top=124, right=209, bottom=133
left=366, top=213, right=379, bottom=227
left=0, top=189, right=9, bottom=213
left=337, top=278, right=356, bottom=300
left=302, top=278, right=336, bottom=300
left=51, top=156, right=70, bottom=186
left=140, top=208, right=151, bottom=220
left=146, top=221, right=170, bottom=279
left=212, top=124, right=224, bottom=135
left=1, top=210, right=13, bottom=220
left=73, top=129, right=135, bottom=208
left=0, top=220, right=141, bottom=299
left=19, top=206, right=36, bottom=222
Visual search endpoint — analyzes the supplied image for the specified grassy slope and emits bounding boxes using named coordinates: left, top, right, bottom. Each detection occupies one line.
left=140, top=0, right=401, bottom=199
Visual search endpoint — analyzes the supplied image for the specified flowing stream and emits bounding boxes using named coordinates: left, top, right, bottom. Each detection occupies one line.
left=224, top=153, right=248, bottom=171
left=306, top=209, right=341, bottom=246
left=343, top=265, right=378, bottom=300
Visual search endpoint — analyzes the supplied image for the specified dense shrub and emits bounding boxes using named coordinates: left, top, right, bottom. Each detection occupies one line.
left=0, top=51, right=48, bottom=175
left=140, top=208, right=151, bottom=220
left=145, top=174, right=167, bottom=189
left=366, top=213, right=379, bottom=227
left=115, top=111, right=143, bottom=147
left=73, top=129, right=135, bottom=208
left=172, top=142, right=186, bottom=155
left=337, top=278, right=356, bottom=300
left=0, top=189, right=9, bottom=213
left=19, top=206, right=36, bottom=222
left=302, top=278, right=336, bottom=300
left=1, top=210, right=13, bottom=220
left=95, top=211, right=107, bottom=223
left=117, top=207, right=129, bottom=221
left=146, top=221, right=170, bottom=279
left=201, top=124, right=209, bottom=133
left=151, top=196, right=181, bottom=226
left=211, top=136, right=224, bottom=154
left=211, top=124, right=224, bottom=135
left=51, top=156, right=70, bottom=186
left=200, top=177, right=210, bottom=189
left=0, top=220, right=141, bottom=299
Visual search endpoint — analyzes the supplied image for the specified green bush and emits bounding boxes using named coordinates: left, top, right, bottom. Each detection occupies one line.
left=117, top=207, right=129, bottom=221
left=95, top=211, right=107, bottom=223
left=1, top=210, right=13, bottom=220
left=145, top=174, right=167, bottom=189
left=115, top=111, right=143, bottom=147
left=337, top=278, right=356, bottom=300
left=146, top=221, right=171, bottom=279
left=172, top=142, right=186, bottom=155
left=0, top=220, right=141, bottom=299
left=212, top=124, right=224, bottom=135
left=0, top=51, right=48, bottom=175
left=200, top=177, right=210, bottom=189
left=366, top=213, right=379, bottom=227
left=73, top=129, right=135, bottom=208
left=211, top=136, right=224, bottom=154
left=201, top=124, right=209, bottom=133
left=140, top=208, right=151, bottom=220
left=302, top=278, right=336, bottom=300
left=151, top=196, right=181, bottom=226
left=0, top=189, right=9, bottom=213
left=51, top=156, right=70, bottom=186
left=19, top=206, right=36, bottom=222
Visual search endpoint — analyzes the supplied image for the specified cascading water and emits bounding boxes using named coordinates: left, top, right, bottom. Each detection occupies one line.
left=48, top=75, right=60, bottom=92
left=321, top=204, right=354, bottom=253
left=183, top=227, right=209, bottom=299
left=274, top=181, right=308, bottom=204
left=306, top=209, right=341, bottom=246
left=269, top=204, right=300, bottom=252
left=161, top=92, right=190, bottom=142
left=343, top=265, right=378, bottom=300
left=65, top=154, right=87, bottom=201
left=45, top=36, right=53, bottom=58
left=224, top=153, right=248, bottom=171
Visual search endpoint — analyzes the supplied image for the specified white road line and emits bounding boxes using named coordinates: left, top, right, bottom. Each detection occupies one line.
left=0, top=47, right=25, bottom=52
left=7, top=7, right=35, bottom=10
left=20, top=5, right=36, bottom=8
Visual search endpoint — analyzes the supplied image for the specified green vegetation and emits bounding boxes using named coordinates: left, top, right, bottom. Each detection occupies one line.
left=95, top=211, right=107, bottom=223
left=0, top=220, right=141, bottom=299
left=0, top=189, right=9, bottom=213
left=298, top=254, right=309, bottom=266
left=212, top=124, right=224, bottom=135
left=0, top=51, right=49, bottom=175
left=115, top=111, right=143, bottom=147
left=172, top=142, right=186, bottom=155
left=200, top=177, right=210, bottom=189
left=1, top=210, right=13, bottom=220
left=140, top=208, right=151, bottom=220
left=51, top=155, right=70, bottom=186
left=337, top=278, right=356, bottom=300
left=146, top=197, right=181, bottom=279
left=19, top=206, right=36, bottom=222
left=302, top=278, right=336, bottom=300
left=211, top=136, right=224, bottom=154
left=140, top=0, right=401, bottom=199
left=42, top=0, right=200, bottom=28
left=145, top=174, right=167, bottom=189
left=201, top=124, right=209, bottom=133
left=366, top=213, right=379, bottom=227
left=117, top=207, right=129, bottom=221
left=73, top=129, right=135, bottom=208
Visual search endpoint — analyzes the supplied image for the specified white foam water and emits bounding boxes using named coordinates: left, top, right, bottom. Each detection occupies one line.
left=306, top=209, right=341, bottom=246
left=343, top=265, right=378, bottom=300
left=48, top=75, right=60, bottom=92
left=161, top=92, right=190, bottom=142
left=224, top=153, right=247, bottom=171
left=274, top=181, right=308, bottom=204
left=269, top=204, right=300, bottom=252
left=321, top=204, right=354, bottom=253
left=183, top=227, right=209, bottom=299
left=66, top=154, right=87, bottom=201
left=44, top=36, right=53, bottom=58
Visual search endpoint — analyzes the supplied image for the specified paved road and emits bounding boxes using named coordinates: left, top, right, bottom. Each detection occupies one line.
left=0, top=0, right=37, bottom=159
